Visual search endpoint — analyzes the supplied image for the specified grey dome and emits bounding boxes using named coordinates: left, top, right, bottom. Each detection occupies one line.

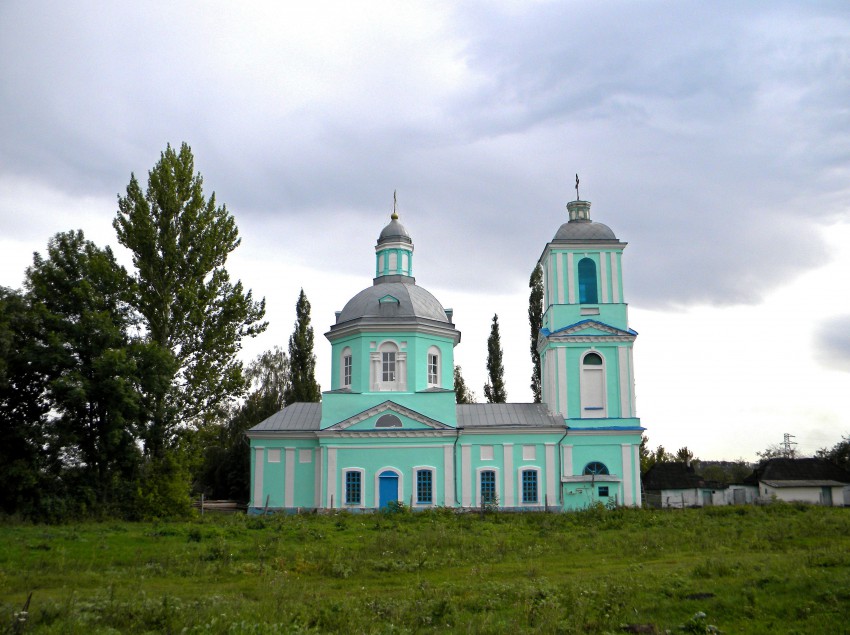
left=336, top=282, right=449, bottom=324
left=378, top=218, right=411, bottom=244
left=553, top=220, right=617, bottom=241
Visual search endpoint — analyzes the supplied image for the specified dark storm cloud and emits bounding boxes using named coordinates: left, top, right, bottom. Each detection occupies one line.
left=814, top=315, right=850, bottom=372
left=1, top=1, right=849, bottom=307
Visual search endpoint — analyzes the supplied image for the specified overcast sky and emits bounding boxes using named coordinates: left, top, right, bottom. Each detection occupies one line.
left=2, top=1, right=848, bottom=460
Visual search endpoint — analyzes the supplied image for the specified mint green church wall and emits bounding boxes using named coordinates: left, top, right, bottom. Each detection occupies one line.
left=324, top=440, right=451, bottom=508
left=250, top=438, right=320, bottom=509
left=327, top=331, right=455, bottom=394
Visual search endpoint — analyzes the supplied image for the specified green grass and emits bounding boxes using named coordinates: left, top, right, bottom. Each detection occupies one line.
left=1, top=504, right=849, bottom=633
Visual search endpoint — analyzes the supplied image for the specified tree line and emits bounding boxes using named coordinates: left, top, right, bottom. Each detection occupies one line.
left=0, top=143, right=319, bottom=520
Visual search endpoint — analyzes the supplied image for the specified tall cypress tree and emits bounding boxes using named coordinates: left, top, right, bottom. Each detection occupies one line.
left=483, top=314, right=507, bottom=403
left=284, top=289, right=321, bottom=404
left=528, top=264, right=543, bottom=403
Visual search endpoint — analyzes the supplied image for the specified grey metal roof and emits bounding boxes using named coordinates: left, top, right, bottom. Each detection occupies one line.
left=249, top=403, right=321, bottom=432
left=336, top=282, right=450, bottom=324
left=457, top=403, right=564, bottom=428
left=553, top=220, right=617, bottom=241
left=378, top=218, right=411, bottom=244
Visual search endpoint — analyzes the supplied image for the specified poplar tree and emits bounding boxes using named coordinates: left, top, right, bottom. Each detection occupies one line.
left=114, top=142, right=267, bottom=459
left=528, top=264, right=543, bottom=402
left=453, top=365, right=476, bottom=404
left=483, top=314, right=507, bottom=403
left=284, top=289, right=321, bottom=403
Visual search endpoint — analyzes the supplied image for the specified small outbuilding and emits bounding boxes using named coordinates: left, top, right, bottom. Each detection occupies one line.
left=642, top=462, right=735, bottom=508
left=745, top=458, right=850, bottom=506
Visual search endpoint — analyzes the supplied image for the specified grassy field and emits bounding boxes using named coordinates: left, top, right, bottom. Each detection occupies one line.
left=1, top=504, right=849, bottom=634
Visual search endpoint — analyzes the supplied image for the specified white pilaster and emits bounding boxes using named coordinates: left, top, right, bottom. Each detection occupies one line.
left=567, top=253, right=575, bottom=303
left=253, top=448, right=264, bottom=507
left=612, top=251, right=621, bottom=303
left=621, top=444, right=634, bottom=506
left=557, top=346, right=568, bottom=417
left=600, top=252, right=609, bottom=303
left=315, top=447, right=323, bottom=508
left=327, top=448, right=337, bottom=508
left=629, top=347, right=637, bottom=416
left=556, top=252, right=564, bottom=304
left=284, top=448, right=295, bottom=508
left=545, top=443, right=556, bottom=505
left=548, top=254, right=555, bottom=308
left=618, top=347, right=630, bottom=418
left=503, top=444, right=514, bottom=506
left=632, top=445, right=643, bottom=507
left=563, top=444, right=573, bottom=476
left=443, top=444, right=455, bottom=506
left=461, top=444, right=471, bottom=507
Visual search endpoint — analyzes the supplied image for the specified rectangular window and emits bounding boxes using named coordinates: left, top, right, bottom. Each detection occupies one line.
left=480, top=470, right=496, bottom=505
left=382, top=352, right=396, bottom=382
left=599, top=486, right=609, bottom=497
left=343, top=355, right=352, bottom=386
left=428, top=353, right=438, bottom=385
left=416, top=470, right=433, bottom=504
left=267, top=449, right=281, bottom=463
left=480, top=445, right=494, bottom=461
left=522, top=470, right=538, bottom=503
left=522, top=445, right=536, bottom=461
left=345, top=471, right=361, bottom=505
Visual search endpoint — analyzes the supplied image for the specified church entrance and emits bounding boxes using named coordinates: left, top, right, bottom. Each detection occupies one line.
left=378, top=471, right=399, bottom=508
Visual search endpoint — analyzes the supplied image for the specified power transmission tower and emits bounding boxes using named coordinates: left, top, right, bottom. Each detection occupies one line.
left=781, top=433, right=797, bottom=458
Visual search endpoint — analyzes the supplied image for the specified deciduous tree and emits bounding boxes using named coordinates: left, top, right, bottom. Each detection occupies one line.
left=114, top=142, right=267, bottom=458
left=25, top=230, right=140, bottom=505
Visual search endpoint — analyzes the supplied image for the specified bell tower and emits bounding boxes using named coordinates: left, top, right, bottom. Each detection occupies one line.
left=537, top=196, right=638, bottom=425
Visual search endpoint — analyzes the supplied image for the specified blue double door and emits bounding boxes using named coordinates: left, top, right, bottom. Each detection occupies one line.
left=378, top=470, right=399, bottom=508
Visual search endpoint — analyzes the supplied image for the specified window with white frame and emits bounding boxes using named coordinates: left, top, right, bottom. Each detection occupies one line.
left=344, top=470, right=362, bottom=505
left=416, top=469, right=433, bottom=504
left=521, top=469, right=539, bottom=504
left=581, top=351, right=606, bottom=418
left=382, top=351, right=396, bottom=382
left=341, top=347, right=352, bottom=388
left=371, top=341, right=406, bottom=391
left=427, top=346, right=440, bottom=386
left=480, top=470, right=497, bottom=505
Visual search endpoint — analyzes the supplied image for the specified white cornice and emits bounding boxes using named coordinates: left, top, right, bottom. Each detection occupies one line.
left=326, top=321, right=460, bottom=344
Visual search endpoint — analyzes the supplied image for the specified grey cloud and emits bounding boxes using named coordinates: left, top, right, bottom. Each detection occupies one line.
left=1, top=2, right=849, bottom=308
left=814, top=315, right=850, bottom=372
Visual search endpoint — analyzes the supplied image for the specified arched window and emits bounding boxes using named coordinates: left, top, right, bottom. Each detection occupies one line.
left=583, top=462, right=609, bottom=476
left=371, top=341, right=406, bottom=391
left=578, top=258, right=598, bottom=304
left=427, top=345, right=441, bottom=387
left=341, top=347, right=352, bottom=388
left=375, top=414, right=402, bottom=428
left=581, top=351, right=606, bottom=418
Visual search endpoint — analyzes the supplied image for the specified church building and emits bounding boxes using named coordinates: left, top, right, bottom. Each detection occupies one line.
left=247, top=195, right=644, bottom=511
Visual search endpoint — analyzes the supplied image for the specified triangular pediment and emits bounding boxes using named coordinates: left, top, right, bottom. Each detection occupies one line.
left=550, top=319, right=636, bottom=338
left=325, top=400, right=452, bottom=432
